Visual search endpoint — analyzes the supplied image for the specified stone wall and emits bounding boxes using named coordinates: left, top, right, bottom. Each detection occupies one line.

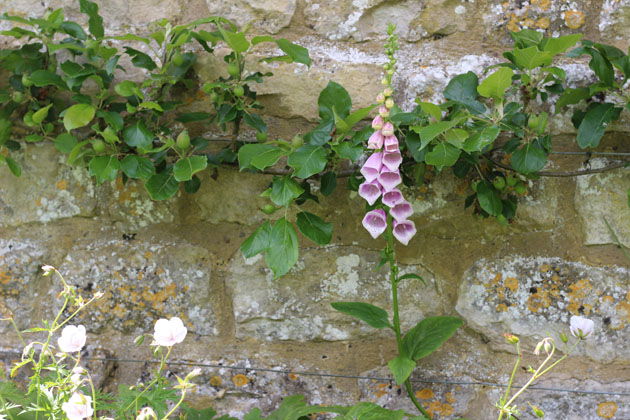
left=1, top=0, right=630, bottom=419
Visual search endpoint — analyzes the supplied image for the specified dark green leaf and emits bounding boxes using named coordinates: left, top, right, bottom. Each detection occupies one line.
left=443, top=72, right=485, bottom=114
left=0, top=118, right=12, bottom=146
left=29, top=70, right=66, bottom=89
left=588, top=49, right=614, bottom=86
left=511, top=142, right=547, bottom=173
left=121, top=155, right=155, bottom=180
left=270, top=176, right=304, bottom=206
left=238, top=144, right=288, bottom=170
left=176, top=112, right=211, bottom=123
left=241, top=221, right=272, bottom=259
left=555, top=87, right=590, bottom=110
left=577, top=103, right=616, bottom=149
left=304, top=121, right=333, bottom=146
left=173, top=155, right=208, bottom=181
left=63, top=104, right=96, bottom=131
left=425, top=142, right=461, bottom=170
left=287, top=145, right=327, bottom=178
left=462, top=125, right=500, bottom=152
left=476, top=182, right=502, bottom=216
left=403, top=316, right=463, bottom=361
left=275, top=38, right=311, bottom=67
left=79, top=0, right=104, bottom=38
left=123, top=120, right=154, bottom=149
left=296, top=211, right=332, bottom=245
left=387, top=355, right=416, bottom=385
left=320, top=172, right=337, bottom=196
left=54, top=133, right=78, bottom=154
left=124, top=47, right=157, bottom=71
left=89, top=155, right=120, bottom=184
left=266, top=217, right=299, bottom=278
left=60, top=21, right=87, bottom=40
left=398, top=273, right=425, bottom=285
left=331, top=302, right=392, bottom=329
left=345, top=104, right=377, bottom=129
left=184, top=175, right=201, bottom=194
left=318, top=81, right=352, bottom=121
left=6, top=157, right=20, bottom=177
left=145, top=170, right=179, bottom=200
left=331, top=142, right=363, bottom=163
left=243, top=112, right=267, bottom=133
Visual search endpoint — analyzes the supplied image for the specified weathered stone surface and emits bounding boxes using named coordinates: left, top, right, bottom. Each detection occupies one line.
left=485, top=0, right=592, bottom=33
left=575, top=160, right=630, bottom=248
left=600, top=0, right=630, bottom=39
left=456, top=256, right=630, bottom=363
left=56, top=236, right=216, bottom=335
left=228, top=246, right=442, bottom=341
left=0, top=145, right=96, bottom=228
left=204, top=0, right=296, bottom=34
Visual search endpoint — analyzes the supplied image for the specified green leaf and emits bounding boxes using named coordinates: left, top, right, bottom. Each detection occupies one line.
left=115, top=80, right=141, bottom=97
left=296, top=211, right=332, bottom=245
left=588, top=49, right=614, bottom=86
left=32, top=104, right=52, bottom=124
left=320, top=171, right=337, bottom=197
left=173, top=155, right=208, bottom=181
left=124, top=47, right=157, bottom=71
left=29, top=70, right=66, bottom=89
left=340, top=402, right=406, bottom=420
left=63, top=104, right=96, bottom=131
left=6, top=157, right=20, bottom=177
left=555, top=87, right=590, bottom=110
left=275, top=38, right=311, bottom=67
left=241, top=221, right=272, bottom=259
left=331, top=142, right=363, bottom=163
left=345, top=104, right=377, bottom=129
left=425, top=142, right=461, bottom=170
left=79, top=0, right=104, bottom=38
left=89, top=155, right=120, bottom=184
left=512, top=46, right=552, bottom=69
left=476, top=182, right=502, bottom=216
left=462, top=125, right=500, bottom=152
left=67, top=140, right=89, bottom=165
left=477, top=67, right=513, bottom=99
left=0, top=118, right=12, bottom=146
left=60, top=21, right=87, bottom=40
left=398, top=273, right=425, bottom=285
left=418, top=101, right=442, bottom=121
left=387, top=355, right=416, bottom=385
left=123, top=120, right=154, bottom=149
left=402, top=316, right=463, bottom=361
left=25, top=134, right=43, bottom=142
left=443, top=71, right=485, bottom=114
left=243, top=112, right=267, bottom=133
left=145, top=170, right=179, bottom=200
left=542, top=33, right=582, bottom=55
left=511, top=142, right=547, bottom=173
left=577, top=103, right=616, bottom=149
left=270, top=176, right=304, bottom=206
left=238, top=144, right=288, bottom=170
left=121, top=155, right=155, bottom=180
left=219, top=28, right=250, bottom=54
left=176, top=112, right=211, bottom=123
left=287, top=145, right=327, bottom=178
left=510, top=29, right=543, bottom=48
left=252, top=35, right=274, bottom=45
left=266, top=217, right=299, bottom=279
left=331, top=302, right=392, bottom=329
left=318, top=81, right=352, bottom=121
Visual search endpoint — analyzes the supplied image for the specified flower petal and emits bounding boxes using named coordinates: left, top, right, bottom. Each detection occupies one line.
left=381, top=122, right=394, bottom=137
left=367, top=131, right=384, bottom=150
left=360, top=152, right=383, bottom=182
left=372, top=115, right=384, bottom=130
left=362, top=209, right=387, bottom=239
left=358, top=180, right=382, bottom=205
left=393, top=219, right=416, bottom=245
left=390, top=202, right=413, bottom=221
left=382, top=151, right=402, bottom=171
left=382, top=189, right=403, bottom=207
left=384, top=135, right=399, bottom=153
left=377, top=169, right=401, bottom=192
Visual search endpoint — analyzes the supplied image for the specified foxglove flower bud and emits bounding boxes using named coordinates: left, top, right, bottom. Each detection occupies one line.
left=362, top=209, right=387, bottom=239
left=383, top=87, right=393, bottom=96
left=382, top=189, right=403, bottom=207
left=378, top=105, right=389, bottom=118
left=376, top=93, right=385, bottom=104
left=393, top=219, right=416, bottom=245
left=377, top=168, right=401, bottom=191
left=385, top=98, right=394, bottom=109
left=360, top=152, right=383, bottom=182
left=372, top=115, right=384, bottom=130
left=381, top=122, right=394, bottom=137
left=358, top=180, right=382, bottom=205
left=367, top=131, right=384, bottom=150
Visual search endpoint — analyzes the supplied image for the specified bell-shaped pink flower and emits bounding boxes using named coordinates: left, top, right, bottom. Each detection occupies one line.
left=372, top=115, right=384, bottom=130
left=358, top=180, right=382, bottom=205
left=393, top=219, right=416, bottom=245
left=362, top=209, right=387, bottom=239
left=381, top=122, right=394, bottom=137
left=384, top=135, right=399, bottom=153
left=367, top=131, right=384, bottom=150
left=382, top=189, right=403, bottom=207
left=390, top=201, right=413, bottom=221
left=382, top=151, right=402, bottom=171
left=377, top=168, right=401, bottom=192
left=154, top=317, right=188, bottom=347
left=360, top=152, right=383, bottom=182
left=378, top=105, right=389, bottom=118
left=58, top=325, right=87, bottom=353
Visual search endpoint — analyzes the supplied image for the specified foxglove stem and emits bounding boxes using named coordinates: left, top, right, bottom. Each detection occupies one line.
left=385, top=215, right=431, bottom=419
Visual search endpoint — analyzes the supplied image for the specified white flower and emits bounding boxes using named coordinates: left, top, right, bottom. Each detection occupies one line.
left=153, top=317, right=187, bottom=347
left=70, top=366, right=87, bottom=385
left=570, top=315, right=594, bottom=339
left=61, top=392, right=93, bottom=420
left=136, top=407, right=157, bottom=420
left=58, top=325, right=87, bottom=353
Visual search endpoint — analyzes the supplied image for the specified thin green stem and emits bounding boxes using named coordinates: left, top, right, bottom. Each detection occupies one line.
left=498, top=342, right=521, bottom=420
left=124, top=347, right=172, bottom=413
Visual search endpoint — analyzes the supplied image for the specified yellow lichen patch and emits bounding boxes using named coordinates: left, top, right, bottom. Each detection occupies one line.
left=597, top=401, right=617, bottom=418
left=504, top=277, right=518, bottom=293
left=536, top=17, right=550, bottom=29
left=56, top=180, right=67, bottom=190
left=446, top=392, right=455, bottom=404
left=232, top=374, right=250, bottom=387
left=416, top=388, right=435, bottom=399
left=35, top=197, right=42, bottom=207
left=0, top=271, right=12, bottom=285
left=144, top=251, right=153, bottom=259
left=527, top=290, right=550, bottom=313
left=615, top=302, right=630, bottom=326
left=497, top=303, right=508, bottom=312
left=427, top=401, right=442, bottom=418
left=376, top=383, right=389, bottom=398
left=603, top=295, right=614, bottom=303
left=209, top=375, right=222, bottom=387
left=288, top=373, right=299, bottom=381
left=439, top=404, right=454, bottom=416
left=564, top=10, right=585, bottom=29
left=540, top=264, right=550, bottom=273
left=522, top=18, right=534, bottom=27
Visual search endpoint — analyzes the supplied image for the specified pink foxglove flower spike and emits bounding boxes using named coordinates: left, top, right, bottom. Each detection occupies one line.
left=362, top=209, right=387, bottom=239
left=367, top=131, right=384, bottom=149
left=372, top=115, right=384, bottom=130
left=360, top=152, right=383, bottom=182
left=382, top=151, right=402, bottom=171
left=358, top=180, right=382, bottom=206
left=377, top=169, right=402, bottom=192
left=382, top=189, right=403, bottom=207
left=381, top=122, right=394, bottom=137
left=390, top=201, right=413, bottom=221
left=384, top=135, right=399, bottom=153
left=393, top=219, right=416, bottom=246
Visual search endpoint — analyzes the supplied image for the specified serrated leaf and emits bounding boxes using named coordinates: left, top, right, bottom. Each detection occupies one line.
left=402, top=316, right=463, bottom=361
left=63, top=104, right=95, bottom=131
left=388, top=355, right=416, bottom=385
left=331, top=302, right=392, bottom=329
left=478, top=67, right=513, bottom=99
left=241, top=221, right=272, bottom=259
left=296, top=211, right=332, bottom=245
left=265, top=217, right=298, bottom=279
left=173, top=155, right=208, bottom=181
left=287, top=145, right=327, bottom=178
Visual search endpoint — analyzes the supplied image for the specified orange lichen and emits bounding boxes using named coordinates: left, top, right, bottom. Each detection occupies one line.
left=209, top=375, right=222, bottom=387
left=288, top=373, right=299, bottom=381
left=597, top=401, right=617, bottom=418
left=446, top=392, right=455, bottom=403
left=540, top=264, right=550, bottom=273
left=144, top=251, right=153, bottom=259
left=416, top=388, right=435, bottom=399
left=536, top=17, right=550, bottom=29
left=232, top=374, right=250, bottom=387
left=564, top=10, right=585, bottom=29
left=504, top=277, right=519, bottom=293
left=439, top=404, right=454, bottom=416
left=56, top=180, right=67, bottom=190
left=497, top=303, right=508, bottom=312
left=527, top=290, right=550, bottom=313
left=603, top=295, right=614, bottom=303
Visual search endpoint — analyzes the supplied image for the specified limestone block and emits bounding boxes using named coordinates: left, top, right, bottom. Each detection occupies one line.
left=204, top=0, right=296, bottom=34
left=575, top=160, right=630, bottom=248
left=600, top=0, right=630, bottom=40
left=456, top=256, right=630, bottom=363
left=57, top=236, right=216, bottom=335
left=0, top=145, right=96, bottom=228
left=483, top=0, right=593, bottom=33
left=228, top=246, right=443, bottom=341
